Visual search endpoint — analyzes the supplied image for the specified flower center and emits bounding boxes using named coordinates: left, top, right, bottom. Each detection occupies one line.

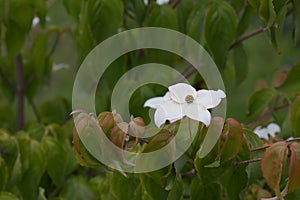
left=185, top=95, right=194, bottom=104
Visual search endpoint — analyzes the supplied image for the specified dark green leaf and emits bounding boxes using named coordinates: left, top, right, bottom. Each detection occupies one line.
left=60, top=176, right=95, bottom=200
left=176, top=0, right=194, bottom=33
left=204, top=1, right=237, bottom=69
left=277, top=62, right=300, bottom=95
left=140, top=174, right=168, bottom=200
left=233, top=44, right=248, bottom=84
left=17, top=139, right=47, bottom=200
left=185, top=3, right=206, bottom=42
left=237, top=5, right=253, bottom=37
left=190, top=178, right=222, bottom=200
left=111, top=172, right=140, bottom=200
left=290, top=96, right=300, bottom=136
left=0, top=157, right=8, bottom=190
left=144, top=4, right=179, bottom=30
left=42, top=136, right=68, bottom=186
left=247, top=88, right=277, bottom=120
left=292, top=0, right=300, bottom=45
left=259, top=0, right=276, bottom=26
left=167, top=177, right=183, bottom=200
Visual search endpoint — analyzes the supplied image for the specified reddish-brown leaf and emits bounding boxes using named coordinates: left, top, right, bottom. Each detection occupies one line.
left=288, top=142, right=300, bottom=193
left=261, top=141, right=288, bottom=197
left=219, top=118, right=244, bottom=163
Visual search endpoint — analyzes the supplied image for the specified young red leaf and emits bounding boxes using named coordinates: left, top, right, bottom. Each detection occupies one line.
left=261, top=141, right=288, bottom=197
left=288, top=142, right=300, bottom=193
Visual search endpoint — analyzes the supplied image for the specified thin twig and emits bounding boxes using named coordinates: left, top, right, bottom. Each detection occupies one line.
left=229, top=27, right=268, bottom=50
left=251, top=145, right=271, bottom=152
left=233, top=158, right=262, bottom=166
left=15, top=54, right=25, bottom=131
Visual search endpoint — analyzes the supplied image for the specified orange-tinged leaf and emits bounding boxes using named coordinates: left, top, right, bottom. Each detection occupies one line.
left=288, top=142, right=300, bottom=193
left=219, top=118, right=244, bottom=163
left=261, top=141, right=288, bottom=197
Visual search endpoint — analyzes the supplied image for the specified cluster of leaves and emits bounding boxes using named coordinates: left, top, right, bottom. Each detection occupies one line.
left=0, top=0, right=300, bottom=199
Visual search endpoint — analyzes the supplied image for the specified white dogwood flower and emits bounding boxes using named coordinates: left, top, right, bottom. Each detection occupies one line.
left=144, top=83, right=226, bottom=127
left=254, top=123, right=280, bottom=140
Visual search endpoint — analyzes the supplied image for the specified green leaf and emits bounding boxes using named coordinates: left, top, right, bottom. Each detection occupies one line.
left=111, top=172, right=140, bottom=200
left=142, top=129, right=173, bottom=153
left=42, top=136, right=68, bottom=186
left=277, top=62, right=300, bottom=95
left=268, top=5, right=287, bottom=54
left=233, top=44, right=248, bottom=84
left=259, top=0, right=276, bottom=27
left=34, top=0, right=47, bottom=26
left=288, top=142, right=300, bottom=194
left=185, top=3, right=206, bottom=42
left=5, top=21, right=26, bottom=58
left=140, top=174, right=168, bottom=200
left=86, top=0, right=123, bottom=43
left=247, top=88, right=277, bottom=121
left=17, top=139, right=47, bottom=200
left=204, top=1, right=237, bottom=69
left=38, top=97, right=71, bottom=125
left=190, top=178, right=222, bottom=200
left=237, top=5, right=253, bottom=37
left=261, top=141, right=288, bottom=197
left=290, top=96, right=300, bottom=136
left=60, top=176, right=95, bottom=200
left=0, top=192, right=19, bottom=200
left=292, top=0, right=300, bottom=45
left=167, top=177, right=183, bottom=200
left=0, top=157, right=8, bottom=190
left=176, top=0, right=194, bottom=33
left=273, top=0, right=288, bottom=14
left=9, top=1, right=34, bottom=32
left=144, top=4, right=179, bottom=30
left=248, top=0, right=260, bottom=11
left=220, top=164, right=249, bottom=200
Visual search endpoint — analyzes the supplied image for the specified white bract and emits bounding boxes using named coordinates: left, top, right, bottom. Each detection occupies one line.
left=254, top=123, right=280, bottom=140
left=144, top=83, right=226, bottom=127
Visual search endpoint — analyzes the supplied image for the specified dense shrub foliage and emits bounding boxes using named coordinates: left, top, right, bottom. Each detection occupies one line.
left=0, top=0, right=300, bottom=199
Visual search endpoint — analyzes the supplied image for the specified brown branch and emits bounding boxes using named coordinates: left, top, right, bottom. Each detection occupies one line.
left=229, top=27, right=268, bottom=50
left=233, top=158, right=262, bottom=166
left=15, top=54, right=25, bottom=131
left=251, top=145, right=271, bottom=152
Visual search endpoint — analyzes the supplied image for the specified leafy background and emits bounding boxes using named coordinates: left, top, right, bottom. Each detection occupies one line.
left=0, top=0, right=300, bottom=199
